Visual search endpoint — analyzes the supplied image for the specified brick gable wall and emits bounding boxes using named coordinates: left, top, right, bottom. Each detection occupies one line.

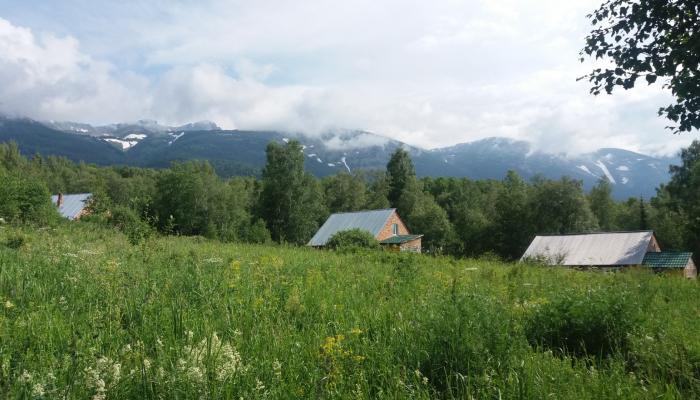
left=376, top=211, right=410, bottom=241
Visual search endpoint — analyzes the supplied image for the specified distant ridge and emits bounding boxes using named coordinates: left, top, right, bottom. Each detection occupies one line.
left=0, top=116, right=679, bottom=199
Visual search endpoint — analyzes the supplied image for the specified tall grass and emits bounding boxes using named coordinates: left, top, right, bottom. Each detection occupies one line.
left=0, top=222, right=698, bottom=399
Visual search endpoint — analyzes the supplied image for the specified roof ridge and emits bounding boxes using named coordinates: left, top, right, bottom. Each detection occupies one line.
left=536, top=230, right=654, bottom=237
left=328, top=208, right=396, bottom=216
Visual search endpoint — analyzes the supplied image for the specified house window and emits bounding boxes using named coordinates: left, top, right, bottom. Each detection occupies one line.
left=392, top=223, right=398, bottom=235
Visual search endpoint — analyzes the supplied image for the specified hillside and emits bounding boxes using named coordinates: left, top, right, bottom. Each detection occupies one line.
left=0, top=116, right=679, bottom=199
left=0, top=222, right=698, bottom=398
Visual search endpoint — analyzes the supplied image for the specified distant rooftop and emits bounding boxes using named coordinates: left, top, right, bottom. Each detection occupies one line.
left=51, top=193, right=92, bottom=220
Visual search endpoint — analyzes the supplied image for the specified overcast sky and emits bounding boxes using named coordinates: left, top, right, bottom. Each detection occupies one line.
left=0, top=0, right=694, bottom=155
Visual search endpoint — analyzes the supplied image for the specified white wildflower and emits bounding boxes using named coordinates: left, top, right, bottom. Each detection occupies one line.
left=31, top=382, right=46, bottom=397
left=121, top=344, right=132, bottom=354
left=272, top=359, right=282, bottom=380
left=156, top=337, right=164, bottom=348
left=143, top=358, right=151, bottom=370
left=185, top=330, right=194, bottom=341
left=58, top=296, right=67, bottom=306
left=19, top=370, right=32, bottom=383
left=4, top=300, right=14, bottom=309
left=255, top=378, right=265, bottom=391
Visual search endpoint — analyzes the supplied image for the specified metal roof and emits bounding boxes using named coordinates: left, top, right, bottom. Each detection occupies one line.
left=521, top=231, right=655, bottom=266
left=642, top=252, right=693, bottom=269
left=308, top=209, right=396, bottom=246
left=51, top=193, right=92, bottom=220
left=380, top=234, right=423, bottom=244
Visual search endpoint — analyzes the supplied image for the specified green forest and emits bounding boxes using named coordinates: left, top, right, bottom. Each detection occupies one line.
left=1, top=139, right=699, bottom=259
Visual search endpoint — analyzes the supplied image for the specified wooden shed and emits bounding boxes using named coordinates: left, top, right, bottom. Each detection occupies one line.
left=642, top=252, right=697, bottom=279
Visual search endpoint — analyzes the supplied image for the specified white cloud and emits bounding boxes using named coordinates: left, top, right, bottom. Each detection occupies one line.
left=0, top=0, right=695, bottom=157
left=0, top=18, right=149, bottom=123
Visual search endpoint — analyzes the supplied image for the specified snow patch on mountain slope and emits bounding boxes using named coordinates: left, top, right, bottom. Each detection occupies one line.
left=595, top=160, right=616, bottom=184
left=168, top=132, right=185, bottom=145
left=616, top=165, right=630, bottom=171
left=577, top=165, right=597, bottom=177
left=105, top=138, right=137, bottom=150
left=124, top=133, right=147, bottom=140
left=340, top=156, right=351, bottom=173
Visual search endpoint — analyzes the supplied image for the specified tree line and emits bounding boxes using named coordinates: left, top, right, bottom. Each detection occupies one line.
left=1, top=139, right=699, bottom=259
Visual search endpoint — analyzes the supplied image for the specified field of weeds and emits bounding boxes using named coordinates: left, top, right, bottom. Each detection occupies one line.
left=0, top=222, right=698, bottom=399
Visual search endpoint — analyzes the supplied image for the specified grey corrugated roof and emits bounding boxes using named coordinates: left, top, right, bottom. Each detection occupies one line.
left=51, top=193, right=92, bottom=220
left=308, top=209, right=396, bottom=246
left=521, top=231, right=655, bottom=266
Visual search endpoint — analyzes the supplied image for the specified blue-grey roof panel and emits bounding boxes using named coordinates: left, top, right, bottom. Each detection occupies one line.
left=308, top=209, right=395, bottom=246
left=51, top=193, right=92, bottom=220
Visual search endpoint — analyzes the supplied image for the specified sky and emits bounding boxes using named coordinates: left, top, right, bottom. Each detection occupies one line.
left=0, top=0, right=695, bottom=155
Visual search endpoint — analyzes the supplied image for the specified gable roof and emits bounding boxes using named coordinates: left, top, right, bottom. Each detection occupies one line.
left=521, top=231, right=655, bottom=266
left=642, top=252, right=693, bottom=269
left=51, top=193, right=92, bottom=220
left=308, top=209, right=396, bottom=246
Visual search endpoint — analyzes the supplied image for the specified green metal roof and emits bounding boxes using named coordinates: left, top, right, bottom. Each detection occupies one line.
left=642, top=252, right=693, bottom=269
left=380, top=234, right=423, bottom=244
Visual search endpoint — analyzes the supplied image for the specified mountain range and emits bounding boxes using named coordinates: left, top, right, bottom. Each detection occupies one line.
left=0, top=116, right=679, bottom=199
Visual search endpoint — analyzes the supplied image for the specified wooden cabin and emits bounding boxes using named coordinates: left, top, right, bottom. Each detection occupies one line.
left=308, top=208, right=422, bottom=253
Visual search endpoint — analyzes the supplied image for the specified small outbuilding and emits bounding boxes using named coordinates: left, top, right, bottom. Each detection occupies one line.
left=308, top=208, right=422, bottom=253
left=521, top=231, right=696, bottom=279
left=51, top=193, right=92, bottom=220
left=642, top=252, right=697, bottom=279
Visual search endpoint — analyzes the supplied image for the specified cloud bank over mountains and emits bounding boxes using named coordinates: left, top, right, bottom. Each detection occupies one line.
left=0, top=0, right=694, bottom=155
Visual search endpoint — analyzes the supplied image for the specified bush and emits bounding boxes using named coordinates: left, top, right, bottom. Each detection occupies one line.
left=3, top=234, right=26, bottom=249
left=326, top=229, right=381, bottom=251
left=524, top=287, right=638, bottom=358
left=109, top=206, right=153, bottom=245
left=0, top=172, right=57, bottom=225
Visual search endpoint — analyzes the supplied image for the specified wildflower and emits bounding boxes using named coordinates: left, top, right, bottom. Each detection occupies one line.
left=185, top=330, right=194, bottom=341
left=350, top=327, right=363, bottom=335
left=255, top=378, right=265, bottom=391
left=143, top=358, right=151, bottom=370
left=19, top=370, right=32, bottom=383
left=272, top=359, right=282, bottom=380
left=4, top=300, right=14, bottom=309
left=58, top=296, right=67, bottom=306
left=31, top=382, right=46, bottom=397
left=156, top=337, right=164, bottom=348
left=121, top=344, right=132, bottom=354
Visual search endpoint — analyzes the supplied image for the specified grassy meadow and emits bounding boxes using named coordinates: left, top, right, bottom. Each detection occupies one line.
left=0, top=222, right=698, bottom=399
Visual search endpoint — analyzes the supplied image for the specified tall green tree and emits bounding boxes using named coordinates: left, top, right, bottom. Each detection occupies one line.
left=494, top=171, right=532, bottom=259
left=322, top=172, right=368, bottom=213
left=529, top=177, right=598, bottom=234
left=662, top=140, right=700, bottom=255
left=588, top=179, right=616, bottom=230
left=259, top=141, right=326, bottom=244
left=386, top=148, right=418, bottom=216
left=581, top=0, right=700, bottom=132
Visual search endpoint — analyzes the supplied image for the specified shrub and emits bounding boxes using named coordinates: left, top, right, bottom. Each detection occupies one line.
left=109, top=206, right=153, bottom=245
left=3, top=234, right=26, bottom=249
left=0, top=172, right=57, bottom=225
left=326, top=229, right=380, bottom=251
left=524, top=287, right=638, bottom=358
